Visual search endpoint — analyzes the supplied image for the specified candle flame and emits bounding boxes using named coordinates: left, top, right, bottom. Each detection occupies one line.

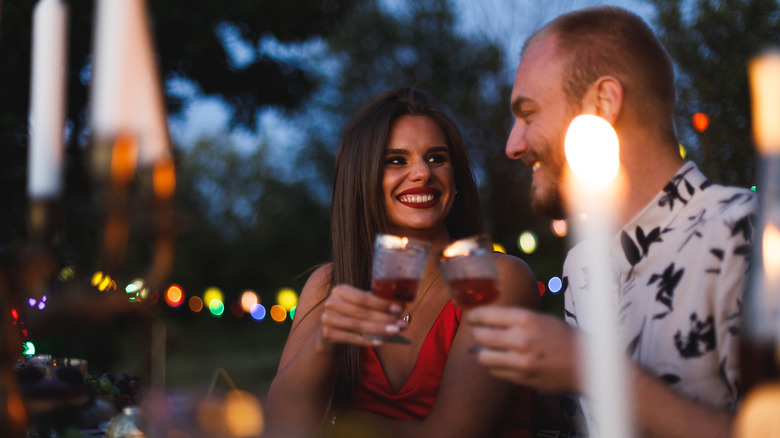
left=564, top=115, right=620, bottom=187
left=110, top=132, right=138, bottom=186
left=763, top=223, right=780, bottom=284
left=153, top=159, right=176, bottom=200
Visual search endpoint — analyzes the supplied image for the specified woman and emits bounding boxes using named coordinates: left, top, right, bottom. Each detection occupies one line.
left=264, top=88, right=539, bottom=437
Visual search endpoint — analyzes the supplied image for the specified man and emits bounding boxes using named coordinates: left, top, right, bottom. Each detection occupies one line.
left=468, top=6, right=757, bottom=438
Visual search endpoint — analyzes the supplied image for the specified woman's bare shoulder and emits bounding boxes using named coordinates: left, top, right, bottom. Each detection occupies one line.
left=493, top=252, right=540, bottom=309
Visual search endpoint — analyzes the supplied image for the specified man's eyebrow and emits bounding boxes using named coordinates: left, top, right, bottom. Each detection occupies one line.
left=511, top=96, right=531, bottom=116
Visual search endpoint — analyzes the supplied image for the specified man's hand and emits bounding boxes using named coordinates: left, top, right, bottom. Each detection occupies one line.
left=467, top=306, right=582, bottom=394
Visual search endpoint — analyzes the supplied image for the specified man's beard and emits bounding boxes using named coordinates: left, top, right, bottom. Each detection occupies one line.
left=530, top=182, right=565, bottom=219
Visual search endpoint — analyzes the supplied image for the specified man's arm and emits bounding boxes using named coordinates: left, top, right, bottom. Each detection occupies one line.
left=468, top=307, right=734, bottom=438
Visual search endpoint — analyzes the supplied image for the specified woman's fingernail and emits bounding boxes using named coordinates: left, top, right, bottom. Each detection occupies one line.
left=389, top=303, right=403, bottom=314
left=385, top=324, right=400, bottom=334
left=468, top=345, right=483, bottom=354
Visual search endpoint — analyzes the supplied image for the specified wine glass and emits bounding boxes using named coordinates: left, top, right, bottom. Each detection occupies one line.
left=370, top=234, right=431, bottom=344
left=437, top=234, right=499, bottom=309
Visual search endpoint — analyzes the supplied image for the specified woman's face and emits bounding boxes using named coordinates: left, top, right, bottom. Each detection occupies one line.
left=382, top=115, right=456, bottom=237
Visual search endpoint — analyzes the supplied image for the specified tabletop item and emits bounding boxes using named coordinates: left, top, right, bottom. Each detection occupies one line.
left=371, top=234, right=430, bottom=302
left=370, top=234, right=431, bottom=344
left=438, top=234, right=499, bottom=309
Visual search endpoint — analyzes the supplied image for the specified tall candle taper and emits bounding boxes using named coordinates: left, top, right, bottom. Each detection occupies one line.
left=27, top=0, right=68, bottom=200
left=746, top=49, right=780, bottom=343
left=564, top=114, right=633, bottom=438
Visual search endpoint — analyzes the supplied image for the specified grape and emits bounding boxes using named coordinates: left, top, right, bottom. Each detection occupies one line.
left=101, top=372, right=115, bottom=383
left=127, top=379, right=139, bottom=395
left=99, top=378, right=113, bottom=394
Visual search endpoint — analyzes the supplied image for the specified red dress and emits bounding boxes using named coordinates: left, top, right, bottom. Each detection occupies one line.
left=349, top=300, right=536, bottom=437
left=350, top=300, right=461, bottom=419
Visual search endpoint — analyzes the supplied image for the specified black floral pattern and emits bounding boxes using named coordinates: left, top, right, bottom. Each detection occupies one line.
left=674, top=313, right=716, bottom=358
left=648, top=263, right=684, bottom=318
left=563, top=163, right=757, bottom=431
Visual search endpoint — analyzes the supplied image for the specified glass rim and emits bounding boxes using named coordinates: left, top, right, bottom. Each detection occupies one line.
left=439, top=234, right=494, bottom=259
left=374, top=233, right=432, bottom=251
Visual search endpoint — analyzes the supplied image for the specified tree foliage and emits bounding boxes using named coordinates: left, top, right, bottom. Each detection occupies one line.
left=299, top=0, right=565, bottom=283
left=0, top=0, right=362, bottom=246
left=647, top=0, right=780, bottom=186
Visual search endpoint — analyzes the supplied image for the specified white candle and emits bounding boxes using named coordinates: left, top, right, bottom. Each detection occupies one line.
left=564, top=114, right=633, bottom=438
left=746, top=48, right=780, bottom=342
left=27, top=0, right=68, bottom=199
left=90, top=0, right=170, bottom=168
left=749, top=49, right=780, bottom=153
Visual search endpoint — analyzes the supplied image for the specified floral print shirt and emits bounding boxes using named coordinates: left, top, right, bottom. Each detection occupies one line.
left=562, top=161, right=757, bottom=434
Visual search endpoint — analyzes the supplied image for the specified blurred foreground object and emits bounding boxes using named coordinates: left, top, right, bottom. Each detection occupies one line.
left=563, top=115, right=633, bottom=438
left=745, top=48, right=780, bottom=343
left=88, top=0, right=176, bottom=291
left=739, top=46, right=780, bottom=435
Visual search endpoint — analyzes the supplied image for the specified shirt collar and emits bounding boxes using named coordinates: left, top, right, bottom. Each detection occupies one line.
left=610, top=161, right=710, bottom=271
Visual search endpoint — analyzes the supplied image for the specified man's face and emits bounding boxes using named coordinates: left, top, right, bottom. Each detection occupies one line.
left=506, top=34, right=579, bottom=219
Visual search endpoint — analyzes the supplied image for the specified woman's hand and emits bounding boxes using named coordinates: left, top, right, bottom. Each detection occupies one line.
left=318, top=284, right=407, bottom=350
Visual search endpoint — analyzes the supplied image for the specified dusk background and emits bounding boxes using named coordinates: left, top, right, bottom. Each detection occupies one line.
left=1, top=0, right=777, bottom=400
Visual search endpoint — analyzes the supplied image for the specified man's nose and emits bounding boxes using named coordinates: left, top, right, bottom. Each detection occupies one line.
left=506, top=121, right=527, bottom=160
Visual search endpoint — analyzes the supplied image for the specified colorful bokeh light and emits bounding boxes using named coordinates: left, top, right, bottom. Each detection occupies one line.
left=58, top=266, right=75, bottom=282
left=189, top=296, right=203, bottom=313
left=165, top=284, right=185, bottom=308
left=250, top=304, right=266, bottom=321
left=209, top=299, right=225, bottom=317
left=548, top=276, right=563, bottom=294
left=230, top=302, right=244, bottom=318
left=22, top=342, right=35, bottom=355
left=290, top=306, right=296, bottom=320
left=241, top=290, right=259, bottom=313
left=492, top=243, right=507, bottom=254
left=551, top=220, right=568, bottom=238
left=203, top=287, right=224, bottom=307
left=537, top=281, right=546, bottom=296
left=276, top=288, right=298, bottom=311
left=225, top=390, right=265, bottom=437
left=692, top=112, right=710, bottom=133
left=518, top=231, right=538, bottom=254
left=270, top=305, right=287, bottom=323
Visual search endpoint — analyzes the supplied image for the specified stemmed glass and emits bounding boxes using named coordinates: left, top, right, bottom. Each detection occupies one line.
left=370, top=234, right=431, bottom=344
left=437, top=234, right=499, bottom=309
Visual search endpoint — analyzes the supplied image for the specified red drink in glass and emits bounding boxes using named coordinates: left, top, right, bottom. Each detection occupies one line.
left=371, top=278, right=420, bottom=302
left=448, top=277, right=498, bottom=309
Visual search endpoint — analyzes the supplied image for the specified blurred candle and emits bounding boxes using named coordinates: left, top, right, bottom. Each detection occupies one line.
left=746, top=48, right=780, bottom=342
left=27, top=0, right=68, bottom=199
left=749, top=49, right=780, bottom=153
left=564, top=114, right=633, bottom=438
left=91, top=0, right=170, bottom=169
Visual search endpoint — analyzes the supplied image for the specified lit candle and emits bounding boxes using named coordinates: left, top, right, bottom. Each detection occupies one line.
left=27, top=0, right=68, bottom=199
left=749, top=49, right=780, bottom=153
left=746, top=49, right=780, bottom=342
left=90, top=0, right=170, bottom=169
left=564, top=114, right=633, bottom=438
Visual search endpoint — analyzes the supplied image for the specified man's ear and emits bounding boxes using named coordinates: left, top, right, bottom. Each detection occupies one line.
left=580, top=76, right=623, bottom=124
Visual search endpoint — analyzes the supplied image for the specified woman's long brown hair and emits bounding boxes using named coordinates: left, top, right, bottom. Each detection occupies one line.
left=329, top=87, right=483, bottom=408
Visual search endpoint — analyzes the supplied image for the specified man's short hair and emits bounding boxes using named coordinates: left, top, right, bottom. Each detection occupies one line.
left=526, top=6, right=677, bottom=139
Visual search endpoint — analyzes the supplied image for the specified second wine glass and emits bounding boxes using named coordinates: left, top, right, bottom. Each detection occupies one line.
left=438, top=234, right=499, bottom=309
